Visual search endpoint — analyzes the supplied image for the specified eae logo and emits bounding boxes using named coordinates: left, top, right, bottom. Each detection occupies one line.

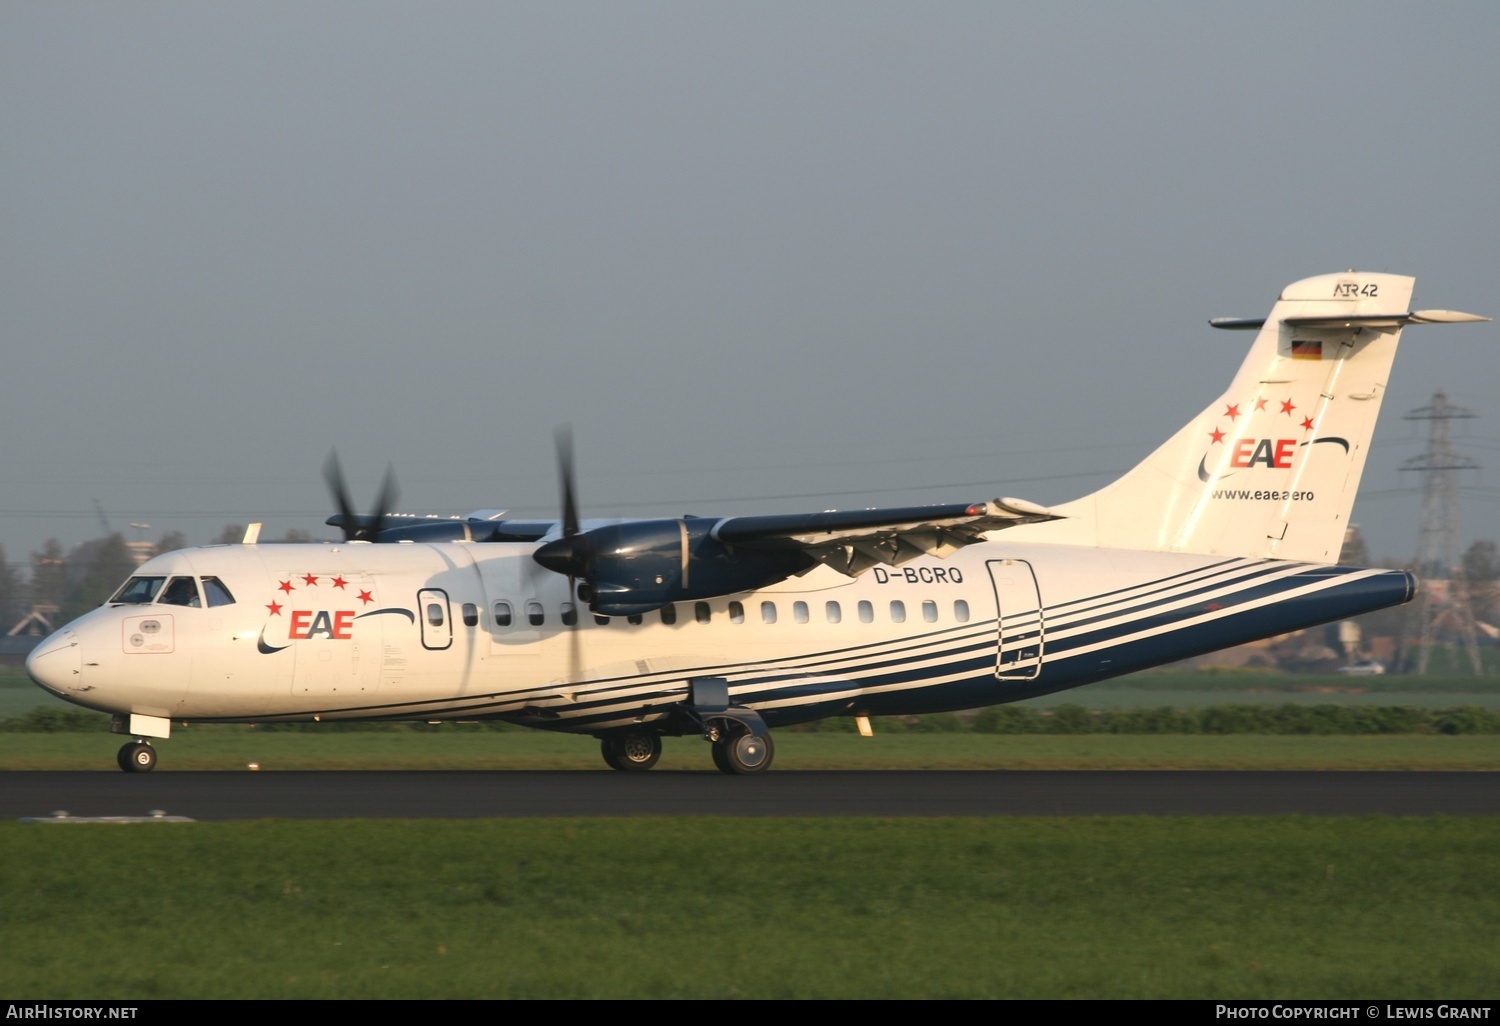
left=1197, top=397, right=1333, bottom=482
left=263, top=575, right=375, bottom=640
left=1229, top=438, right=1297, bottom=470
left=288, top=610, right=356, bottom=640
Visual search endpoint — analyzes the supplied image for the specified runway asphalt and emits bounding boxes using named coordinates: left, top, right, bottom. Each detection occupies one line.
left=5, top=770, right=1498, bottom=820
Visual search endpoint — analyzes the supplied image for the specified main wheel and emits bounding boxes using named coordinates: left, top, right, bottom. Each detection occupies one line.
left=600, top=732, right=661, bottom=771
left=710, top=739, right=733, bottom=773
left=711, top=729, right=774, bottom=775
left=117, top=741, right=156, bottom=773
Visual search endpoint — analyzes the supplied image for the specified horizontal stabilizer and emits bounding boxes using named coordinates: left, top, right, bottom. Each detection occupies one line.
left=1407, top=309, right=1491, bottom=324
left=1212, top=309, right=1489, bottom=331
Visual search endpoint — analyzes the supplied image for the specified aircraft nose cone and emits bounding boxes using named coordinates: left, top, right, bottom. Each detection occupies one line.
left=26, top=631, right=82, bottom=695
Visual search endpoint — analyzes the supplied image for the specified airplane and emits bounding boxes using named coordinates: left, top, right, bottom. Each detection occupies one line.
left=24, top=271, right=1489, bottom=774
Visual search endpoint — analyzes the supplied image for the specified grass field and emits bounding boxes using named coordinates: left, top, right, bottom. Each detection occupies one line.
left=5, top=668, right=1496, bottom=1000
left=4, top=727, right=1500, bottom=771
left=3, top=817, right=1495, bottom=999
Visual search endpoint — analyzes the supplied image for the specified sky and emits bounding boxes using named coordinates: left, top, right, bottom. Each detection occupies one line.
left=3, top=1, right=1498, bottom=576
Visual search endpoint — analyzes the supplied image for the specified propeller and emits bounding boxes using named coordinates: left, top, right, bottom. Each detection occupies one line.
left=534, top=427, right=593, bottom=593
left=323, top=450, right=400, bottom=542
left=536, top=427, right=589, bottom=683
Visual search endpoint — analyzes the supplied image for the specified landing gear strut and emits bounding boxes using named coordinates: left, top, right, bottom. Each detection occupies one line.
left=682, top=677, right=775, bottom=775
left=600, top=732, right=662, bottom=771
left=117, top=741, right=157, bottom=773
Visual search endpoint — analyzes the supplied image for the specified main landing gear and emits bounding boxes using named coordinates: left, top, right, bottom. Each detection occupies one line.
left=706, top=723, right=774, bottom=775
left=692, top=675, right=774, bottom=775
left=595, top=726, right=776, bottom=774
left=595, top=677, right=775, bottom=775
left=601, top=732, right=662, bottom=771
left=117, top=741, right=157, bottom=773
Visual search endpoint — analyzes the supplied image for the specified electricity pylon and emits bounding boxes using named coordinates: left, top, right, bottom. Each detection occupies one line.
left=1399, top=392, right=1484, bottom=674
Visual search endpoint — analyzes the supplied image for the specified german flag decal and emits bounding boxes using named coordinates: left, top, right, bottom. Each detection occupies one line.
left=1291, top=339, right=1322, bottom=360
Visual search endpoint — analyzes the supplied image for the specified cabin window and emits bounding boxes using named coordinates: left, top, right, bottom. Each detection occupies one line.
left=111, top=576, right=165, bottom=604
left=728, top=601, right=745, bottom=624
left=159, top=576, right=202, bottom=608
left=954, top=599, right=970, bottom=623
left=858, top=600, right=873, bottom=623
left=627, top=614, right=643, bottom=625
left=462, top=603, right=478, bottom=627
left=660, top=604, right=677, bottom=625
left=695, top=601, right=712, bottom=624
left=761, top=601, right=777, bottom=624
left=527, top=601, right=544, bottom=627
left=890, top=600, right=906, bottom=623
left=561, top=602, right=578, bottom=626
left=825, top=601, right=841, bottom=624
left=493, top=601, right=513, bottom=627
left=428, top=603, right=447, bottom=628
left=922, top=600, right=938, bottom=623
left=793, top=601, right=809, bottom=624
left=200, top=577, right=235, bottom=607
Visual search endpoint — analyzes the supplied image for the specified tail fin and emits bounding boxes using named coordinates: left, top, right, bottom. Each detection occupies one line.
left=1037, top=272, right=1487, bottom=562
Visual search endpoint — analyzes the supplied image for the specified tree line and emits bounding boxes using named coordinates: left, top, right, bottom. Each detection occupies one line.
left=1, top=526, right=313, bottom=631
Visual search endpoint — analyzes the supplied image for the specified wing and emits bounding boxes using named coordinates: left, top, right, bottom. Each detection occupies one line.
left=708, top=497, right=1063, bottom=576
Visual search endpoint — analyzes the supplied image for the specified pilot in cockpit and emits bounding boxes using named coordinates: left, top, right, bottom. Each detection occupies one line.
left=158, top=576, right=202, bottom=608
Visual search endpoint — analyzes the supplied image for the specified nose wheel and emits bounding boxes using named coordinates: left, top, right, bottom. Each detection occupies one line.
left=117, top=741, right=157, bottom=773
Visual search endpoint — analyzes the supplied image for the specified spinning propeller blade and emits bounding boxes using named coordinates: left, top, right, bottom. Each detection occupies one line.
left=553, top=427, right=586, bottom=683
left=557, top=426, right=580, bottom=543
left=535, top=427, right=593, bottom=587
left=323, top=450, right=400, bottom=542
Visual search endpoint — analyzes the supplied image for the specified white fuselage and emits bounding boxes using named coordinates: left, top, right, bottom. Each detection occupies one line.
left=26, top=537, right=1412, bottom=735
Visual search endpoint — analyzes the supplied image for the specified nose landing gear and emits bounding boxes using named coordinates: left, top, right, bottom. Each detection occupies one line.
left=109, top=714, right=170, bottom=773
left=117, top=741, right=157, bottom=773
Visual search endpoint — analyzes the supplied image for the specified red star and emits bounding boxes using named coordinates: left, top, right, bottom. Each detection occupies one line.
left=302, top=573, right=319, bottom=586
left=1254, top=398, right=1268, bottom=412
left=278, top=580, right=295, bottom=594
left=266, top=600, right=283, bottom=616
left=1209, top=427, right=1225, bottom=444
left=358, top=590, right=374, bottom=605
left=1280, top=398, right=1296, bottom=415
left=1224, top=404, right=1241, bottom=421
left=331, top=576, right=348, bottom=590
left=1301, top=416, right=1315, bottom=431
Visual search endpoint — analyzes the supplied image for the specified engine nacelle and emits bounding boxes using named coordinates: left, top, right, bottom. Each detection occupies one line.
left=535, top=518, right=810, bottom=616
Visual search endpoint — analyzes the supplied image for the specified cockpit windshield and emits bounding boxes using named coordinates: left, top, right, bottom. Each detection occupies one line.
left=110, top=576, right=166, bottom=604
left=108, top=575, right=236, bottom=607
left=200, top=577, right=235, bottom=607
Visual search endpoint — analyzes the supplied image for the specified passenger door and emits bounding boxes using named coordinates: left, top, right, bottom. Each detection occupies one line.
left=418, top=588, right=453, bottom=650
left=986, top=559, right=1043, bottom=679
